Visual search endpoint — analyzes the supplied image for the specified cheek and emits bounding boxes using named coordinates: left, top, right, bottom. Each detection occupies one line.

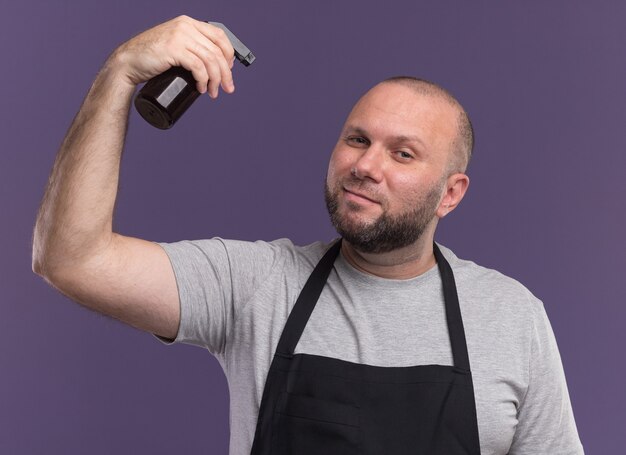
left=388, top=173, right=419, bottom=196
left=387, top=174, right=436, bottom=208
left=327, top=149, right=352, bottom=183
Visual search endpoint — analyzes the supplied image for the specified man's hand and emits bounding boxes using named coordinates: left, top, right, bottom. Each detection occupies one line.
left=111, top=15, right=236, bottom=98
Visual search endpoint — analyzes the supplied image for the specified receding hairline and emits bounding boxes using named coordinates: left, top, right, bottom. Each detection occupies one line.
left=376, top=76, right=474, bottom=174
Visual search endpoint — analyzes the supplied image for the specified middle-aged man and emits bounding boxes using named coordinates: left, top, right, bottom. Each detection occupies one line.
left=32, top=15, right=584, bottom=455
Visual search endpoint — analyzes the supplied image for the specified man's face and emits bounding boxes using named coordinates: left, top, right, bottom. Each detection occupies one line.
left=324, top=82, right=459, bottom=254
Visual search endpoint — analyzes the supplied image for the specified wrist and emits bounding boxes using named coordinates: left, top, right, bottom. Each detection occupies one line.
left=100, top=48, right=137, bottom=93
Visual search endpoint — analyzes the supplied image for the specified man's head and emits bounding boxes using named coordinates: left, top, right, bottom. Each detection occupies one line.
left=383, top=76, right=474, bottom=175
left=324, top=77, right=473, bottom=254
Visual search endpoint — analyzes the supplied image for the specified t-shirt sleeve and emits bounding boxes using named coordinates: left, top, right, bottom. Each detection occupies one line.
left=150, top=237, right=285, bottom=356
left=508, top=297, right=585, bottom=454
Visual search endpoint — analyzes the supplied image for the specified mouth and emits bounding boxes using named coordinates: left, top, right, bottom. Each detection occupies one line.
left=343, top=186, right=380, bottom=205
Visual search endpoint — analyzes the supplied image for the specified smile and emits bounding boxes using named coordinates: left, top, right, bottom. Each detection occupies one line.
left=343, top=187, right=380, bottom=205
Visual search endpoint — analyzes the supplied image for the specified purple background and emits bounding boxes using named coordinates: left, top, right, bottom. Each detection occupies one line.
left=2, top=1, right=624, bottom=453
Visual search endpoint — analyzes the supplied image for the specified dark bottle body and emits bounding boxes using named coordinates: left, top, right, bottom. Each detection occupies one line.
left=134, top=66, right=200, bottom=130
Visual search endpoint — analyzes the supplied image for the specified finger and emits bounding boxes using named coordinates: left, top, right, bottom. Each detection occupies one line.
left=176, top=51, right=209, bottom=94
left=220, top=56, right=235, bottom=93
left=190, top=40, right=235, bottom=97
left=187, top=38, right=227, bottom=98
left=204, top=52, right=222, bottom=98
left=190, top=20, right=236, bottom=67
left=203, top=39, right=235, bottom=94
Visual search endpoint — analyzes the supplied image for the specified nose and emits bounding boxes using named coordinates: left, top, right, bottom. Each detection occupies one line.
left=352, top=145, right=384, bottom=183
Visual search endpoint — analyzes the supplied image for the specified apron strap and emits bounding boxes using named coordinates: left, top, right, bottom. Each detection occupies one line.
left=275, top=239, right=342, bottom=357
left=434, top=243, right=471, bottom=372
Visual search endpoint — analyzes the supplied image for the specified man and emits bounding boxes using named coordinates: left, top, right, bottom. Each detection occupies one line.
left=32, top=15, right=584, bottom=455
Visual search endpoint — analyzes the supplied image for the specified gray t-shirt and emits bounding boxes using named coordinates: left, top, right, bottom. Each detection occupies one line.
left=154, top=237, right=584, bottom=455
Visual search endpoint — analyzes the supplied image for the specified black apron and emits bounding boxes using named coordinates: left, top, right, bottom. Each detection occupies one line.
left=250, top=239, right=481, bottom=454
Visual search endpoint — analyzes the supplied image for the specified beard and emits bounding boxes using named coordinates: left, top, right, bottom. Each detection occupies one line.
left=324, top=176, right=445, bottom=254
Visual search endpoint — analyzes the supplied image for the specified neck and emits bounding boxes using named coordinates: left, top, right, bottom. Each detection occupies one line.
left=340, top=235, right=437, bottom=280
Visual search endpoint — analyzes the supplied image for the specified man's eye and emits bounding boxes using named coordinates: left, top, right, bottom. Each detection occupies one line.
left=396, top=151, right=413, bottom=159
left=347, top=136, right=368, bottom=145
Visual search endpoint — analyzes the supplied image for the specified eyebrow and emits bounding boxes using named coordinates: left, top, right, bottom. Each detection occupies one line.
left=344, top=125, right=426, bottom=148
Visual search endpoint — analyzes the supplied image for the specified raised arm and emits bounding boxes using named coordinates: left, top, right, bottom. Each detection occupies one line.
left=31, top=15, right=235, bottom=339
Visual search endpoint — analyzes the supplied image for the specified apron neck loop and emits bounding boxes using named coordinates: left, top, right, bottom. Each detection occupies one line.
left=275, top=239, right=472, bottom=372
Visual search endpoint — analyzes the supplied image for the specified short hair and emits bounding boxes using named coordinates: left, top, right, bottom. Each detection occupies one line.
left=380, top=76, right=474, bottom=174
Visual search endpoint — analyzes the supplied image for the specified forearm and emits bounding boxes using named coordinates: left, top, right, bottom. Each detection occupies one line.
left=32, top=51, right=136, bottom=276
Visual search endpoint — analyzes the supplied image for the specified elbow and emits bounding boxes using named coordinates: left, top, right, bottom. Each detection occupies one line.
left=32, top=248, right=54, bottom=278
left=31, top=236, right=56, bottom=278
left=31, top=229, right=46, bottom=276
left=31, top=242, right=43, bottom=275
left=31, top=256, right=66, bottom=290
left=32, top=261, right=41, bottom=276
left=32, top=255, right=46, bottom=277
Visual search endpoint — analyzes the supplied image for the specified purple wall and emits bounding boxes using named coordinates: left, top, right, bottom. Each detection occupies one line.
left=2, top=1, right=623, bottom=453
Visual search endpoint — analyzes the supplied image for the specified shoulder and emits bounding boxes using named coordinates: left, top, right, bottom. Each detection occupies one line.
left=216, top=236, right=338, bottom=270
left=437, top=242, right=538, bottom=298
left=157, top=237, right=335, bottom=280
left=436, top=242, right=543, bottom=317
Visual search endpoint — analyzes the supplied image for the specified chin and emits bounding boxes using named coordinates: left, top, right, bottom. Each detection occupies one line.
left=340, top=205, right=379, bottom=226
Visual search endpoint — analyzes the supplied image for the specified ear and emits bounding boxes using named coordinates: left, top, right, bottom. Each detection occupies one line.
left=436, top=173, right=470, bottom=218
